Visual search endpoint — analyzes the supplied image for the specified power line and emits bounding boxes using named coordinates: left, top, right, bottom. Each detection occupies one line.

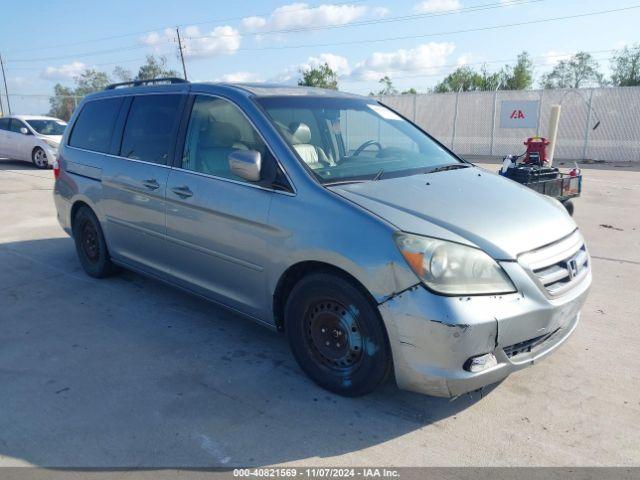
left=2, top=0, right=370, bottom=55
left=0, top=50, right=618, bottom=95
left=340, top=52, right=617, bottom=83
left=214, top=4, right=640, bottom=53
left=185, top=0, right=543, bottom=40
left=4, top=0, right=542, bottom=64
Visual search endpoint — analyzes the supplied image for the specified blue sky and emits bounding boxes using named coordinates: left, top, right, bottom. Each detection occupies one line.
left=1, top=0, right=638, bottom=114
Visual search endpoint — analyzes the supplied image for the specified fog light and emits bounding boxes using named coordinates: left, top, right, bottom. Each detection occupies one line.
left=464, top=353, right=497, bottom=373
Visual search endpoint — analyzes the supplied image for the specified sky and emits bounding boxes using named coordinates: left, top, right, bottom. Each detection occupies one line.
left=0, top=0, right=638, bottom=114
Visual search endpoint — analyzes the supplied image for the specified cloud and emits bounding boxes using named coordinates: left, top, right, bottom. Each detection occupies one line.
left=140, top=25, right=240, bottom=58
left=542, top=50, right=572, bottom=67
left=269, top=52, right=350, bottom=84
left=456, top=54, right=473, bottom=67
left=414, top=0, right=461, bottom=13
left=41, top=61, right=87, bottom=80
left=350, top=42, right=456, bottom=80
left=219, top=72, right=263, bottom=83
left=241, top=2, right=368, bottom=31
left=373, top=6, right=390, bottom=17
left=301, top=53, right=351, bottom=76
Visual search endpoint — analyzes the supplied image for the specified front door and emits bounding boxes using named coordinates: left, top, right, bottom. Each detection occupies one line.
left=164, top=95, right=282, bottom=319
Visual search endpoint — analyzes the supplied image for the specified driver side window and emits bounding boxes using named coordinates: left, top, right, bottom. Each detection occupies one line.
left=182, top=96, right=274, bottom=183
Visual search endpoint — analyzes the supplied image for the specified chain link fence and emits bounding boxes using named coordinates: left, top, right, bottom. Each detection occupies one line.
left=380, top=86, right=640, bottom=162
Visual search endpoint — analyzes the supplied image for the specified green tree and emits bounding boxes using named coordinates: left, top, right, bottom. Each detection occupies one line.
left=540, top=52, right=605, bottom=89
left=74, top=69, right=111, bottom=97
left=376, top=76, right=398, bottom=96
left=401, top=87, right=417, bottom=95
left=135, top=55, right=180, bottom=81
left=113, top=65, right=133, bottom=83
left=501, top=51, right=534, bottom=90
left=297, top=63, right=339, bottom=90
left=611, top=43, right=640, bottom=86
left=48, top=84, right=76, bottom=121
left=433, top=65, right=486, bottom=93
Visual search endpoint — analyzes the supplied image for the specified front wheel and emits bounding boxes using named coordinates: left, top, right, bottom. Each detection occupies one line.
left=32, top=147, right=49, bottom=169
left=562, top=199, right=575, bottom=216
left=284, top=272, right=392, bottom=396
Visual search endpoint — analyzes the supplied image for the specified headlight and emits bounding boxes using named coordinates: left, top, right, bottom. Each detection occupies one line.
left=394, top=233, right=516, bottom=295
left=44, top=139, right=59, bottom=149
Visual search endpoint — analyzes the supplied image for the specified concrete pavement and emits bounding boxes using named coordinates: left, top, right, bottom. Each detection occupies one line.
left=0, top=159, right=638, bottom=467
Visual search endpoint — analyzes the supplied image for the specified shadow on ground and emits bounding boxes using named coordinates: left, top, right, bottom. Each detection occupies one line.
left=0, top=237, right=496, bottom=467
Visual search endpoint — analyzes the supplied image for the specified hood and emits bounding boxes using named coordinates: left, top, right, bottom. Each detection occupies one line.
left=328, top=166, right=576, bottom=260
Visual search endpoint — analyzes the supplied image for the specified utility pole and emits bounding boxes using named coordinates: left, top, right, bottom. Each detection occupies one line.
left=175, top=27, right=188, bottom=81
left=0, top=53, right=11, bottom=115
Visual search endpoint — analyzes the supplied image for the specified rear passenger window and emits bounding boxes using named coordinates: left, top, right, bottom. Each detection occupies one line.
left=120, top=94, right=183, bottom=164
left=69, top=97, right=123, bottom=153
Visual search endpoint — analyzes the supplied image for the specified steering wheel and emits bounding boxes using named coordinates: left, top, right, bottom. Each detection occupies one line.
left=352, top=140, right=382, bottom=157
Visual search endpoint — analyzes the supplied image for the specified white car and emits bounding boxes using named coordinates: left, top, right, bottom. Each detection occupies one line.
left=0, top=115, right=67, bottom=168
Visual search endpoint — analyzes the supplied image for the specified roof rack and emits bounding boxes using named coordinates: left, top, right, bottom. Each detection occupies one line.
left=105, top=77, right=189, bottom=90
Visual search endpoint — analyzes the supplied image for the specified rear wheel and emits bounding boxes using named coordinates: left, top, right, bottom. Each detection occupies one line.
left=284, top=272, right=391, bottom=396
left=32, top=147, right=48, bottom=169
left=72, top=206, right=117, bottom=278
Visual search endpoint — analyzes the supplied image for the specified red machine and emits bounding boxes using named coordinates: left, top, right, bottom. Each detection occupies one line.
left=523, top=136, right=550, bottom=165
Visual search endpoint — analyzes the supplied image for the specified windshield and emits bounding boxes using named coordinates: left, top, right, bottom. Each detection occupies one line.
left=26, top=119, right=67, bottom=136
left=256, top=96, right=460, bottom=184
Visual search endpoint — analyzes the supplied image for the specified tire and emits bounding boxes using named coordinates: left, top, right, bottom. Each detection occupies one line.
left=562, top=199, right=575, bottom=216
left=284, top=272, right=391, bottom=397
left=32, top=147, right=49, bottom=169
left=72, top=206, right=117, bottom=278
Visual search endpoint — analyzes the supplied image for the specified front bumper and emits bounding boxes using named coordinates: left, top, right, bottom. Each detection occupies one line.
left=379, top=259, right=591, bottom=397
left=44, top=146, right=58, bottom=166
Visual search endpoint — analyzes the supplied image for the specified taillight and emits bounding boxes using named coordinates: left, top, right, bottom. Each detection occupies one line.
left=53, top=159, right=60, bottom=179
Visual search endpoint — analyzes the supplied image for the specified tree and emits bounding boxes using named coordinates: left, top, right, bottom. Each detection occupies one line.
left=297, top=63, right=339, bottom=90
left=48, top=84, right=76, bottom=121
left=540, top=52, right=605, bottom=89
left=74, top=69, right=111, bottom=97
left=611, top=43, right=640, bottom=86
left=113, top=65, right=133, bottom=83
left=401, top=87, right=417, bottom=95
left=369, top=75, right=398, bottom=97
left=501, top=51, right=534, bottom=90
left=135, top=55, right=180, bottom=81
left=432, top=66, right=500, bottom=92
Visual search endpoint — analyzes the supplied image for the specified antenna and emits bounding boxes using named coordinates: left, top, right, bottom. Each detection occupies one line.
left=176, top=27, right=188, bottom=81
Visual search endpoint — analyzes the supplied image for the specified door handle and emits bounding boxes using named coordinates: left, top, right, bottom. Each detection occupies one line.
left=171, top=185, right=193, bottom=198
left=142, top=179, right=160, bottom=190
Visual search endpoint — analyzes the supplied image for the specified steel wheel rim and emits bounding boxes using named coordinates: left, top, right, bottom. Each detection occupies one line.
left=304, top=299, right=364, bottom=373
left=34, top=149, right=47, bottom=167
left=81, top=220, right=99, bottom=263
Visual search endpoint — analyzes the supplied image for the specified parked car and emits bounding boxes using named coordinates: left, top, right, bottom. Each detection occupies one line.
left=53, top=79, right=592, bottom=397
left=0, top=115, right=67, bottom=168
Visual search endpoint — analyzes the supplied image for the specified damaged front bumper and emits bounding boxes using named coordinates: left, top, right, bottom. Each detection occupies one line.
left=379, top=260, right=591, bottom=397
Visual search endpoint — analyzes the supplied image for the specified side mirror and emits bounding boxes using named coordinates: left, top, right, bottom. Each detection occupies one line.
left=20, top=127, right=29, bottom=135
left=229, top=150, right=262, bottom=182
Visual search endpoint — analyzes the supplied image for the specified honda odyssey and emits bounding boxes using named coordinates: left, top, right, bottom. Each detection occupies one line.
left=53, top=78, right=591, bottom=397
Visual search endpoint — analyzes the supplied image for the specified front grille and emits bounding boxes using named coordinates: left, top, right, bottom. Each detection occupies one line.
left=518, top=231, right=590, bottom=297
left=504, top=329, right=559, bottom=358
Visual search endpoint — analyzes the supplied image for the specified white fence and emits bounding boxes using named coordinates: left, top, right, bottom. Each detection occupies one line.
left=380, top=87, right=640, bottom=162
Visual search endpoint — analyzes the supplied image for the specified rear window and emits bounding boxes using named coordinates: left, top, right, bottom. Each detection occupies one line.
left=119, top=94, right=183, bottom=165
left=0, top=118, right=10, bottom=131
left=69, top=97, right=123, bottom=153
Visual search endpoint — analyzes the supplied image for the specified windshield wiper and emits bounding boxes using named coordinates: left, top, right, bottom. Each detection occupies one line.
left=424, top=163, right=470, bottom=174
left=371, top=169, right=384, bottom=181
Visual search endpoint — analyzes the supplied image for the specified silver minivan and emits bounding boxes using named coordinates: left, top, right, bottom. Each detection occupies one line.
left=53, top=79, right=591, bottom=397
